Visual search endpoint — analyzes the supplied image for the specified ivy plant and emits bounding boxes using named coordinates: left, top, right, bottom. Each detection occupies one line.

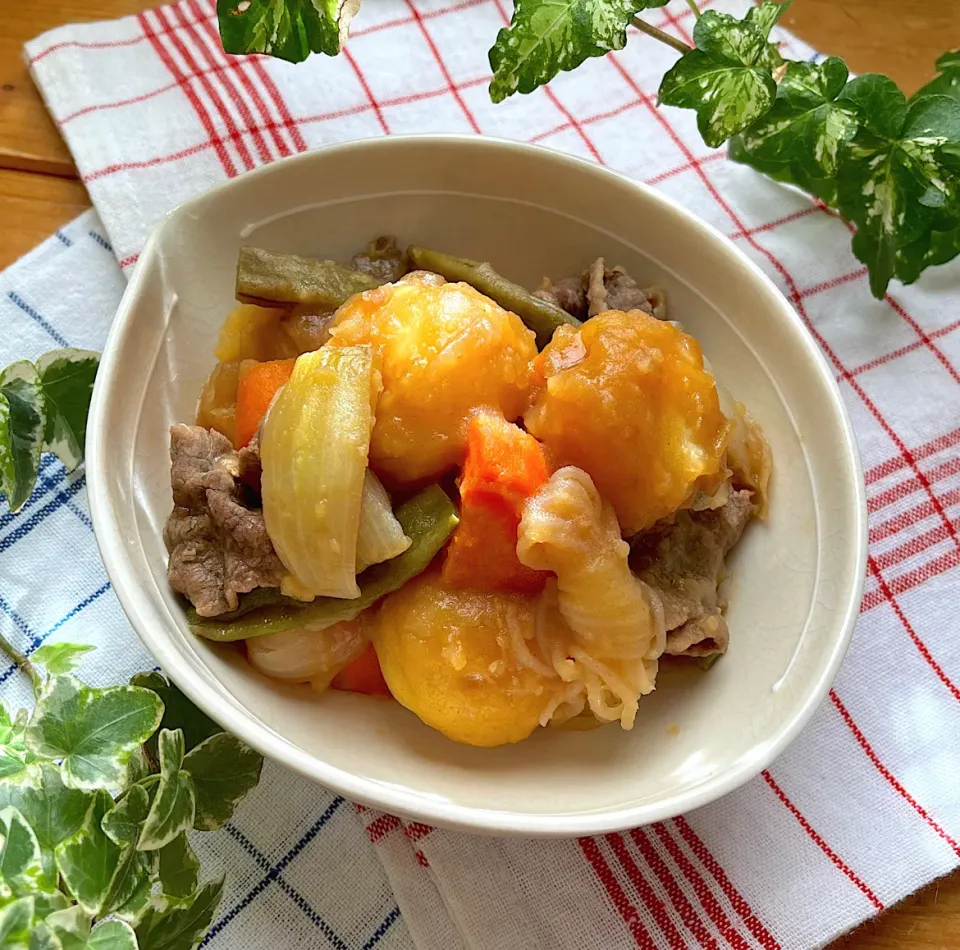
left=0, top=350, right=98, bottom=512
left=0, top=638, right=264, bottom=949
left=215, top=0, right=960, bottom=299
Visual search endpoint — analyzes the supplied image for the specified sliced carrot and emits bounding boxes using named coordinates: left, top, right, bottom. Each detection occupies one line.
left=458, top=410, right=549, bottom=508
left=442, top=411, right=551, bottom=594
left=234, top=358, right=296, bottom=448
left=330, top=643, right=392, bottom=696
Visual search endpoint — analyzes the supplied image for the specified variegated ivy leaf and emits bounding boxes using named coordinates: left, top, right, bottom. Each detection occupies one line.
left=0, top=894, right=33, bottom=947
left=183, top=732, right=263, bottom=832
left=488, top=0, right=668, bottom=104
left=138, top=730, right=196, bottom=851
left=36, top=350, right=99, bottom=473
left=131, top=672, right=222, bottom=757
left=738, top=57, right=859, bottom=177
left=158, top=833, right=200, bottom=900
left=0, top=361, right=44, bottom=513
left=658, top=2, right=789, bottom=148
left=101, top=784, right=152, bottom=848
left=100, top=845, right=154, bottom=923
left=0, top=806, right=52, bottom=896
left=0, top=706, right=30, bottom=781
left=55, top=791, right=120, bottom=915
left=836, top=76, right=960, bottom=297
left=217, top=0, right=360, bottom=64
left=0, top=765, right=93, bottom=859
left=135, top=877, right=224, bottom=950
left=25, top=677, right=163, bottom=791
left=38, top=907, right=138, bottom=950
left=31, top=643, right=96, bottom=677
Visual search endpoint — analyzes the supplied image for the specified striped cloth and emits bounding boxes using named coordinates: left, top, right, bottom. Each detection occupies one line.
left=2, top=0, right=958, bottom=947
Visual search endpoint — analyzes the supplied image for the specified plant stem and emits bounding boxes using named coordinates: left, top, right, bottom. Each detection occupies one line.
left=684, top=0, right=702, bottom=19
left=631, top=17, right=692, bottom=55
left=0, top=632, right=41, bottom=695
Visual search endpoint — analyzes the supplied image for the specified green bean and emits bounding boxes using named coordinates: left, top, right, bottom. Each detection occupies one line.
left=236, top=246, right=379, bottom=309
left=189, top=484, right=458, bottom=642
left=407, top=245, right=581, bottom=348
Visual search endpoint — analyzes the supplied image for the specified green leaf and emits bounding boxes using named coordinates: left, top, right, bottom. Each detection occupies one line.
left=40, top=909, right=137, bottom=950
left=158, top=834, right=200, bottom=900
left=0, top=807, right=51, bottom=895
left=183, top=732, right=263, bottom=832
left=36, top=906, right=88, bottom=950
left=0, top=748, right=29, bottom=782
left=135, top=879, right=224, bottom=950
left=738, top=58, right=859, bottom=176
left=911, top=49, right=960, bottom=105
left=0, top=707, right=30, bottom=782
left=100, top=845, right=153, bottom=923
left=658, top=4, right=787, bottom=148
left=894, top=221, right=960, bottom=283
left=836, top=97, right=960, bottom=297
left=26, top=677, right=163, bottom=791
left=35, top=351, right=99, bottom=473
left=217, top=0, right=360, bottom=64
left=488, top=0, right=667, bottom=103
left=0, top=361, right=44, bottom=513
left=131, top=673, right=222, bottom=756
left=838, top=74, right=906, bottom=138
left=902, top=94, right=960, bottom=141
left=87, top=920, right=139, bottom=950
left=0, top=765, right=93, bottom=855
left=32, top=890, right=69, bottom=922
left=0, top=705, right=14, bottom=746
left=0, top=895, right=34, bottom=947
left=138, top=731, right=196, bottom=851
left=101, top=784, right=151, bottom=847
left=31, top=644, right=96, bottom=677
left=55, top=791, right=120, bottom=915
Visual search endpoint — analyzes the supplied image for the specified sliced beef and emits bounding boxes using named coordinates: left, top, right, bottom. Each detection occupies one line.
left=237, top=433, right=262, bottom=494
left=351, top=235, right=408, bottom=283
left=165, top=424, right=282, bottom=616
left=631, top=490, right=756, bottom=657
left=585, top=258, right=655, bottom=317
left=170, top=425, right=238, bottom=508
left=534, top=259, right=659, bottom=321
left=534, top=276, right=587, bottom=319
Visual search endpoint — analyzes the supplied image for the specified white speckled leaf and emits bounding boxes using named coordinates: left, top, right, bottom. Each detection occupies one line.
left=837, top=79, right=960, bottom=297
left=0, top=361, right=44, bottom=513
left=739, top=58, right=859, bottom=176
left=489, top=0, right=668, bottom=103
left=137, top=730, right=195, bottom=851
left=217, top=0, right=360, bottom=64
left=658, top=4, right=787, bottom=148
left=36, top=350, right=99, bottom=473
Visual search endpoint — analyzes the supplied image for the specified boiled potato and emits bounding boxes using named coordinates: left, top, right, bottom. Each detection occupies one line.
left=525, top=311, right=731, bottom=533
left=328, top=273, right=537, bottom=485
left=371, top=569, right=560, bottom=747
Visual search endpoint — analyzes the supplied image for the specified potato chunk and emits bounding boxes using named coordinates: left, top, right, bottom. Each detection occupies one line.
left=525, top=311, right=731, bottom=534
left=328, top=274, right=537, bottom=485
left=372, top=570, right=560, bottom=747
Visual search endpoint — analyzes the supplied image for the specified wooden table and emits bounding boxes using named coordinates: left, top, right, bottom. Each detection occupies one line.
left=2, top=0, right=959, bottom=945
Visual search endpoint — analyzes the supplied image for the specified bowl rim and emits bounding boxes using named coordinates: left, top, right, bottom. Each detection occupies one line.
left=87, top=133, right=867, bottom=836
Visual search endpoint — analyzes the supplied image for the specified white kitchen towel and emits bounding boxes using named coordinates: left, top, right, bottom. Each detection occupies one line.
left=4, top=1, right=959, bottom=947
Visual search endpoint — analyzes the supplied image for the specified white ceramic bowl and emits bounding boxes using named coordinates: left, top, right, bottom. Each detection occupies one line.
left=87, top=136, right=866, bottom=836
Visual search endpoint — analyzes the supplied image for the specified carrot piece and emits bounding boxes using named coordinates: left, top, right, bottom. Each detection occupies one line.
left=234, top=358, right=295, bottom=448
left=442, top=412, right=551, bottom=594
left=458, top=410, right=549, bottom=508
left=331, top=643, right=392, bottom=696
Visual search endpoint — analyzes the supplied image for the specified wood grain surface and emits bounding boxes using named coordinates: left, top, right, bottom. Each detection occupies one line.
left=1, top=2, right=959, bottom=945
